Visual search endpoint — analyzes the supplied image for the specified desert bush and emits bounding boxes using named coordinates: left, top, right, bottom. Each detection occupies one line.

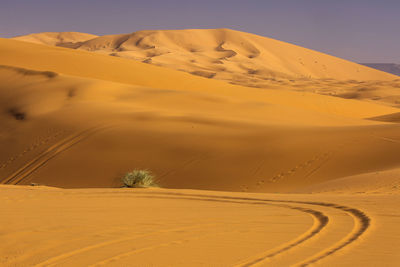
left=122, top=169, right=158, bottom=188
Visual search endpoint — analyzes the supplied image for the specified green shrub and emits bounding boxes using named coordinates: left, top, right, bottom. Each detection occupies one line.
left=122, top=170, right=158, bottom=188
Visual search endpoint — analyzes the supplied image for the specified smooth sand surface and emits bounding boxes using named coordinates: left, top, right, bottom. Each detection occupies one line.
left=1, top=30, right=400, bottom=266
left=298, top=167, right=400, bottom=194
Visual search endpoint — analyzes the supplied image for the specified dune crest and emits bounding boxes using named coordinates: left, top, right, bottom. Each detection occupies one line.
left=13, top=31, right=98, bottom=48
left=18, top=29, right=396, bottom=80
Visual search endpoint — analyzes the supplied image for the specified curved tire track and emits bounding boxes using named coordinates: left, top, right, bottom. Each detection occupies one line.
left=33, top=194, right=329, bottom=267
left=295, top=204, right=370, bottom=267
left=132, top=191, right=371, bottom=266
left=2, top=126, right=370, bottom=266
left=49, top=191, right=369, bottom=266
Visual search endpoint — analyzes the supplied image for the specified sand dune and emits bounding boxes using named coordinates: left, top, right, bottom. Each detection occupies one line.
left=13, top=32, right=98, bottom=48
left=14, top=29, right=395, bottom=80
left=13, top=29, right=400, bottom=108
left=0, top=39, right=397, bottom=119
left=1, top=39, right=400, bottom=191
left=1, top=29, right=400, bottom=266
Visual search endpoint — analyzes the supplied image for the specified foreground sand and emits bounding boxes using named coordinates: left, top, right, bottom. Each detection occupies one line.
left=1, top=185, right=399, bottom=266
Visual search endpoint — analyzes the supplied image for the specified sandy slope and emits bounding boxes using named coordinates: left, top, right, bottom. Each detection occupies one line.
left=1, top=40, right=400, bottom=190
left=1, top=38, right=400, bottom=191
left=13, top=29, right=400, bottom=107
left=298, top=167, right=400, bottom=194
left=1, top=186, right=399, bottom=266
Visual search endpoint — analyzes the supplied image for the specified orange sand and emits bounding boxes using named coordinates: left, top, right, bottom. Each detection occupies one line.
left=1, top=29, right=400, bottom=266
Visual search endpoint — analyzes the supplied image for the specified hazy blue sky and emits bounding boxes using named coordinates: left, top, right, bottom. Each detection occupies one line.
left=1, top=0, right=399, bottom=63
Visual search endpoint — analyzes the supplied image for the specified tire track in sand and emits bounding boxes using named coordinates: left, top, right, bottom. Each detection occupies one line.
left=34, top=224, right=217, bottom=267
left=0, top=126, right=109, bottom=185
left=87, top=221, right=244, bottom=267
left=0, top=129, right=65, bottom=171
left=294, top=203, right=370, bottom=267
left=33, top=194, right=329, bottom=267
left=4, top=131, right=369, bottom=266
left=131, top=191, right=370, bottom=266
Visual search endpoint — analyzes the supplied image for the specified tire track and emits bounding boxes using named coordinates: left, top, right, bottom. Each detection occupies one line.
left=303, top=153, right=333, bottom=181
left=88, top=223, right=241, bottom=267
left=3, top=132, right=370, bottom=266
left=33, top=193, right=329, bottom=267
left=139, top=195, right=329, bottom=267
left=130, top=191, right=370, bottom=266
left=34, top=224, right=217, bottom=267
left=0, top=129, right=64, bottom=171
left=295, top=204, right=370, bottom=267
left=0, top=126, right=109, bottom=185
left=233, top=206, right=326, bottom=267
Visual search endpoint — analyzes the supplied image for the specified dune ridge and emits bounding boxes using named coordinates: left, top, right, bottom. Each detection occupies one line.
left=13, top=31, right=98, bottom=48
left=13, top=29, right=396, bottom=80
left=12, top=29, right=400, bottom=108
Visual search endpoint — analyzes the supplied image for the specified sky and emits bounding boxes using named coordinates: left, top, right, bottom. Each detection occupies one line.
left=1, top=0, right=399, bottom=63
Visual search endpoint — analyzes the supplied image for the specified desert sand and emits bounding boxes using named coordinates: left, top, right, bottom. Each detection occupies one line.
left=1, top=187, right=399, bottom=266
left=13, top=32, right=98, bottom=48
left=13, top=29, right=400, bottom=108
left=1, top=29, right=400, bottom=266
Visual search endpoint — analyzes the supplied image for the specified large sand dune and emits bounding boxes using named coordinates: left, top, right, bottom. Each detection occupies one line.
left=1, top=31, right=400, bottom=266
left=1, top=38, right=400, bottom=191
left=13, top=29, right=400, bottom=107
left=13, top=29, right=395, bottom=80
